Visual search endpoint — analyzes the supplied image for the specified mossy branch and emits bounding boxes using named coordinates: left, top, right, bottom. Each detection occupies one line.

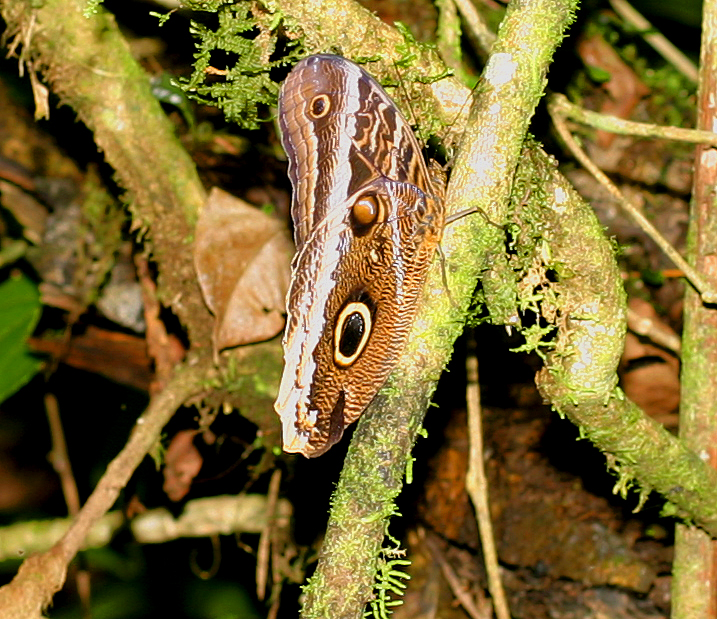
left=0, top=1, right=284, bottom=614
left=530, top=148, right=717, bottom=537
left=0, top=361, right=211, bottom=619
left=671, top=0, right=717, bottom=612
left=0, top=0, right=212, bottom=344
left=285, top=0, right=579, bottom=616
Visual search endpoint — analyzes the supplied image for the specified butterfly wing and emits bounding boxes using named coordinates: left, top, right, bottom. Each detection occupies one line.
left=276, top=55, right=444, bottom=457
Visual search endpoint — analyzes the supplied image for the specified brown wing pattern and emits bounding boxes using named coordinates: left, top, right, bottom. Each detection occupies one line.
left=275, top=55, right=444, bottom=457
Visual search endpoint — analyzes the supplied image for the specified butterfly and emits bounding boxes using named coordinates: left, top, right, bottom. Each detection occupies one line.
left=274, top=55, right=445, bottom=457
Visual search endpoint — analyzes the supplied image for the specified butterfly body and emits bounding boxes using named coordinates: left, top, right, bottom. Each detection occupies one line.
left=275, top=54, right=444, bottom=457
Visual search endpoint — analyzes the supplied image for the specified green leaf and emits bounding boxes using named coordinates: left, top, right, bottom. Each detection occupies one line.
left=0, top=274, right=43, bottom=404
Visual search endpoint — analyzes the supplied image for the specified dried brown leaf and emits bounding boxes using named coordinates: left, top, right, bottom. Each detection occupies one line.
left=195, top=188, right=293, bottom=352
left=163, top=430, right=203, bottom=502
left=621, top=298, right=680, bottom=427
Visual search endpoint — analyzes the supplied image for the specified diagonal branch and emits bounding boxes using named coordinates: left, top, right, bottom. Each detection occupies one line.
left=0, top=0, right=209, bottom=343
left=0, top=360, right=211, bottom=619
left=286, top=0, right=580, bottom=616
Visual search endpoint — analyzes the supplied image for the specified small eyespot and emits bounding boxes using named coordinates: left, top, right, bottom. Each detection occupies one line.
left=415, top=196, right=427, bottom=219
left=334, top=302, right=372, bottom=367
left=309, top=94, right=331, bottom=118
left=352, top=196, right=380, bottom=226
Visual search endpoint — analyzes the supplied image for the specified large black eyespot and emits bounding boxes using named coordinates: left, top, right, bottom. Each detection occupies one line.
left=334, top=302, right=372, bottom=367
left=340, top=313, right=364, bottom=356
left=309, top=94, right=331, bottom=119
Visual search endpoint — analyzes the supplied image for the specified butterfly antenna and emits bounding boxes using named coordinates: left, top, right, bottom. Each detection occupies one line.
left=445, top=204, right=503, bottom=228
left=441, top=77, right=481, bottom=168
left=391, top=59, right=427, bottom=148
left=436, top=242, right=456, bottom=307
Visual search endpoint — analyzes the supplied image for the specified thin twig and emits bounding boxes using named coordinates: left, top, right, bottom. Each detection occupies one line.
left=549, top=97, right=717, bottom=304
left=436, top=0, right=464, bottom=76
left=190, top=535, right=221, bottom=579
left=464, top=338, right=511, bottom=619
left=424, top=530, right=491, bottom=619
left=45, top=393, right=81, bottom=516
left=75, top=570, right=92, bottom=619
left=626, top=306, right=682, bottom=354
left=609, top=0, right=698, bottom=83
left=257, top=469, right=282, bottom=601
left=45, top=393, right=91, bottom=618
left=266, top=594, right=281, bottom=619
left=266, top=467, right=286, bottom=619
left=451, top=0, right=496, bottom=55
left=135, top=253, right=184, bottom=393
left=552, top=93, right=717, bottom=146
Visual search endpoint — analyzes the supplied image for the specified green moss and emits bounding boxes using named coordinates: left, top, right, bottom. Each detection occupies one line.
left=219, top=347, right=282, bottom=396
left=182, top=2, right=304, bottom=129
left=365, top=554, right=411, bottom=619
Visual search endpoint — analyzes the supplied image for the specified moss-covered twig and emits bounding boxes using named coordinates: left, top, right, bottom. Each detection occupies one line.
left=0, top=0, right=210, bottom=343
left=671, top=0, right=717, bottom=613
left=551, top=92, right=717, bottom=145
left=531, top=148, right=717, bottom=537
left=293, top=0, right=579, bottom=616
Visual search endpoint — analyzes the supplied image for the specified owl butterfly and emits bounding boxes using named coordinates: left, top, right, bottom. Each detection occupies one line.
left=275, top=54, right=445, bottom=457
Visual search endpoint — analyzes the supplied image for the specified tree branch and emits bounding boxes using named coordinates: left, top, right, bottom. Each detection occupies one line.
left=531, top=148, right=717, bottom=537
left=294, top=0, right=580, bottom=616
left=0, top=361, right=209, bottom=618
left=671, top=0, right=717, bottom=613
left=1, top=0, right=209, bottom=343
